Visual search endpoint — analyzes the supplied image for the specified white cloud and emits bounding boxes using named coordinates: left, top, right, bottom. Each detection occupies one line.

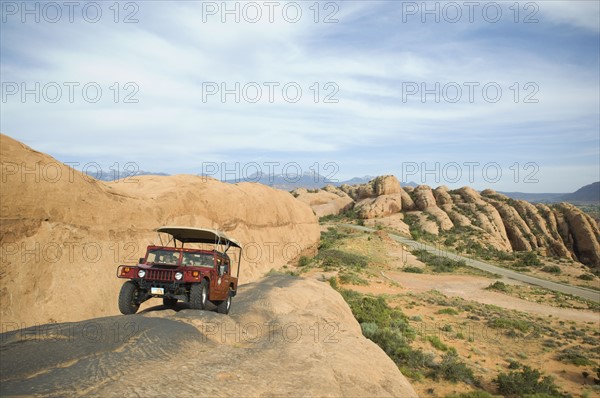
left=1, top=1, right=598, bottom=191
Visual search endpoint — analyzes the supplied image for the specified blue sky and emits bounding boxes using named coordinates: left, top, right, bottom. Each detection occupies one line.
left=1, top=0, right=599, bottom=192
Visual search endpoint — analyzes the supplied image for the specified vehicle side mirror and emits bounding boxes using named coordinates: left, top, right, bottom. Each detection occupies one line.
left=218, top=265, right=225, bottom=276
left=138, top=257, right=145, bottom=264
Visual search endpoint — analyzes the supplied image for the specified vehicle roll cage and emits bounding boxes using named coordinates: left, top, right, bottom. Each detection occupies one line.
left=155, top=226, right=242, bottom=279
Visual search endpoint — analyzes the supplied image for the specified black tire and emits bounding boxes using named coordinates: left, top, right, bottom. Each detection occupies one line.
left=118, top=281, right=140, bottom=315
left=190, top=279, right=209, bottom=310
left=163, top=297, right=178, bottom=307
left=216, top=293, right=232, bottom=314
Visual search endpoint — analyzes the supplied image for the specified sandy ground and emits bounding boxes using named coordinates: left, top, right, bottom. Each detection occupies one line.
left=386, top=272, right=599, bottom=323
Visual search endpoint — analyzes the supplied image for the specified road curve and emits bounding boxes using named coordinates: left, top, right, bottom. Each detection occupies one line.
left=340, top=223, right=600, bottom=302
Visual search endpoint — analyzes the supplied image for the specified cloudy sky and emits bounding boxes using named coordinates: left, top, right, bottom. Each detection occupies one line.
left=1, top=0, right=598, bottom=192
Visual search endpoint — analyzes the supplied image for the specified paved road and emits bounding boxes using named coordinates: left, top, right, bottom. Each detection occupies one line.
left=341, top=223, right=600, bottom=302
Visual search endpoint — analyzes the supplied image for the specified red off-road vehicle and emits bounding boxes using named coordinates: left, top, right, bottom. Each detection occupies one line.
left=116, top=227, right=242, bottom=315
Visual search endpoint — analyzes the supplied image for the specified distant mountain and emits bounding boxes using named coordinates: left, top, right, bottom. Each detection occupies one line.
left=223, top=173, right=418, bottom=190
left=337, top=176, right=375, bottom=186
left=499, top=181, right=599, bottom=204
left=89, top=170, right=170, bottom=181
left=497, top=191, right=566, bottom=203
left=559, top=182, right=600, bottom=203
left=336, top=177, right=418, bottom=188
left=223, top=172, right=336, bottom=190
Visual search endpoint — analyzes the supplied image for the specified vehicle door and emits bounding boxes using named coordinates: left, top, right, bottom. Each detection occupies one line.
left=214, top=256, right=228, bottom=298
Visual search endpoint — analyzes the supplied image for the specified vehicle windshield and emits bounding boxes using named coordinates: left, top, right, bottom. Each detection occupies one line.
left=181, top=252, right=214, bottom=268
left=146, top=249, right=180, bottom=265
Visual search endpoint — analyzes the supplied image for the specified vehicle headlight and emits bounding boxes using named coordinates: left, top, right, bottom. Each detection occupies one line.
left=138, top=269, right=146, bottom=278
left=175, top=272, right=183, bottom=281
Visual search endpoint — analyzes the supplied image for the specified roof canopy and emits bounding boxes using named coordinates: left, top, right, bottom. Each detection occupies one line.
left=155, top=226, right=241, bottom=249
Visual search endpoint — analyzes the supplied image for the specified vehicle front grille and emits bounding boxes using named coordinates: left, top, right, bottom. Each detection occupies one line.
left=145, top=269, right=175, bottom=281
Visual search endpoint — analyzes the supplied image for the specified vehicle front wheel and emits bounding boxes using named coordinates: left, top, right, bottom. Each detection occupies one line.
left=163, top=297, right=178, bottom=308
left=216, top=293, right=232, bottom=314
left=190, top=279, right=209, bottom=310
left=118, top=281, right=141, bottom=315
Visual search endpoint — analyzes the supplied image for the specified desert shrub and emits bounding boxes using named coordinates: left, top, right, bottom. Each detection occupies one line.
left=266, top=268, right=299, bottom=277
left=437, top=307, right=460, bottom=315
left=493, top=366, right=561, bottom=397
left=427, top=335, right=452, bottom=352
left=409, top=226, right=437, bottom=242
left=338, top=271, right=368, bottom=286
left=555, top=347, right=593, bottom=366
left=405, top=215, right=437, bottom=242
left=430, top=352, right=476, bottom=384
left=341, top=292, right=404, bottom=328
left=317, top=249, right=368, bottom=269
left=487, top=281, right=509, bottom=292
left=413, top=249, right=466, bottom=273
left=507, top=359, right=522, bottom=369
left=494, top=250, right=516, bottom=261
left=360, top=322, right=379, bottom=337
left=541, top=265, right=561, bottom=274
left=363, top=324, right=433, bottom=371
left=542, top=339, right=560, bottom=348
left=446, top=391, right=496, bottom=398
left=487, top=317, right=532, bottom=333
left=515, top=252, right=542, bottom=267
left=319, top=207, right=361, bottom=222
left=403, top=266, right=424, bottom=273
left=298, top=256, right=311, bottom=267
left=578, top=273, right=595, bottom=281
left=444, top=235, right=458, bottom=246
left=328, top=276, right=339, bottom=290
left=319, top=227, right=351, bottom=250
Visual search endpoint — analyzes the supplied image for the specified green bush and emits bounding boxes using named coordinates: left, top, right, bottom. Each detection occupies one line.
left=317, top=249, right=368, bottom=270
left=413, top=249, right=466, bottom=273
left=364, top=326, right=434, bottom=371
left=298, top=256, right=311, bottom=267
left=444, top=235, right=458, bottom=246
left=360, top=322, right=379, bottom=337
left=338, top=271, right=369, bottom=286
left=578, top=273, right=595, bottom=281
left=427, top=335, right=451, bottom=352
left=487, top=281, right=509, bottom=292
left=405, top=215, right=437, bottom=242
left=515, top=252, right=542, bottom=267
left=341, top=292, right=404, bottom=328
left=487, top=317, right=532, bottom=333
left=555, top=347, right=593, bottom=366
left=437, top=308, right=460, bottom=315
left=430, top=352, right=476, bottom=384
left=541, top=265, right=561, bottom=274
left=319, top=208, right=361, bottom=222
left=319, top=227, right=349, bottom=250
left=403, top=266, right=424, bottom=273
left=493, top=366, right=561, bottom=397
left=328, top=276, right=339, bottom=290
left=446, top=391, right=497, bottom=398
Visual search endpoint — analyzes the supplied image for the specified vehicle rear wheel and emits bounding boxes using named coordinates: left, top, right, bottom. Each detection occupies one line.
left=190, top=279, right=209, bottom=310
left=163, top=297, right=178, bottom=307
left=118, top=281, right=140, bottom=315
left=216, top=293, right=232, bottom=314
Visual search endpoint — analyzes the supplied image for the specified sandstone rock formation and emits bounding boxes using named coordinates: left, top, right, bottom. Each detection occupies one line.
left=0, top=134, right=320, bottom=325
left=556, top=203, right=600, bottom=267
left=342, top=176, right=404, bottom=219
left=0, top=275, right=418, bottom=397
left=292, top=186, right=353, bottom=218
left=302, top=174, right=600, bottom=269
